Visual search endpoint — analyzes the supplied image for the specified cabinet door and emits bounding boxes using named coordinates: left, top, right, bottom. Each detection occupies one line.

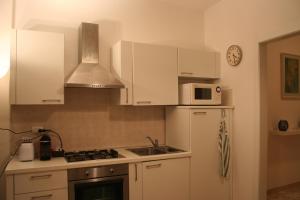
left=178, top=48, right=219, bottom=79
left=132, top=43, right=178, bottom=105
left=12, top=30, right=64, bottom=104
left=190, top=109, right=231, bottom=200
left=111, top=41, right=133, bottom=105
left=129, top=163, right=142, bottom=200
left=142, top=158, right=190, bottom=200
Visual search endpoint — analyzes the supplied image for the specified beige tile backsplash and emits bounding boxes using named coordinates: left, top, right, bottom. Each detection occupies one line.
left=11, top=88, right=165, bottom=151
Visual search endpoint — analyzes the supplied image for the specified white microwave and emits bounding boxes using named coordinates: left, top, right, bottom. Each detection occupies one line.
left=179, top=83, right=221, bottom=105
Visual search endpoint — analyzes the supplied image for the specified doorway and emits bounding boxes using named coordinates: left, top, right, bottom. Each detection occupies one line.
left=260, top=31, right=300, bottom=200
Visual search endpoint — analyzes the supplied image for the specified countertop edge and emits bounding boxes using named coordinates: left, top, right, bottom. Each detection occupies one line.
left=170, top=105, right=234, bottom=109
left=5, top=150, right=191, bottom=175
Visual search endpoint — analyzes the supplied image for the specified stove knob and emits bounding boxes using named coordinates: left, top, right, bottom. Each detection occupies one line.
left=109, top=168, right=114, bottom=173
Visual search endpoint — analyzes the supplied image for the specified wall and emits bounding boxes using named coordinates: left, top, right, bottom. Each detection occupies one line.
left=10, top=0, right=204, bottom=150
left=204, top=0, right=300, bottom=200
left=0, top=0, right=12, bottom=199
left=11, top=90, right=165, bottom=151
left=266, top=34, right=300, bottom=189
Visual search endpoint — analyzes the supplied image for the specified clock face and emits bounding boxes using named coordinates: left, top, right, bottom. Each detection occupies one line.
left=226, top=45, right=242, bottom=66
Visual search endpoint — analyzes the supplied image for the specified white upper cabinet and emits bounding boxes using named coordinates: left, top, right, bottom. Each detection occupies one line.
left=178, top=48, right=220, bottom=79
left=132, top=43, right=178, bottom=105
left=111, top=41, right=133, bottom=105
left=112, top=41, right=178, bottom=105
left=10, top=30, right=64, bottom=105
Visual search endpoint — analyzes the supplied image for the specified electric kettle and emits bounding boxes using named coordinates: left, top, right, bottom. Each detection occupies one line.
left=18, top=138, right=34, bottom=162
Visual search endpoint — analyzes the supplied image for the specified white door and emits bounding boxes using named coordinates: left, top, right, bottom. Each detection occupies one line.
left=132, top=43, right=178, bottom=105
left=14, top=30, right=64, bottom=104
left=142, top=158, right=190, bottom=200
left=190, top=109, right=231, bottom=200
left=178, top=48, right=219, bottom=78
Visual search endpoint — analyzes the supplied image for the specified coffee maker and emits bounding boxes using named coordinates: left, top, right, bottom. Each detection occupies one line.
left=40, top=134, right=51, bottom=160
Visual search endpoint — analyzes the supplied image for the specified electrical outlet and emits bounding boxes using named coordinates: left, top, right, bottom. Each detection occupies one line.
left=32, top=126, right=44, bottom=133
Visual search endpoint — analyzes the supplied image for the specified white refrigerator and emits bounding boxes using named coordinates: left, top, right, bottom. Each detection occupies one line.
left=166, top=106, right=233, bottom=200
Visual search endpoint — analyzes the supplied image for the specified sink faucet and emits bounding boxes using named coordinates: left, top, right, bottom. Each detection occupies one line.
left=146, top=136, right=159, bottom=149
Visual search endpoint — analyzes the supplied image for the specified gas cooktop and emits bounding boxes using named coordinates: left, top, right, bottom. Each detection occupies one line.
left=64, top=149, right=120, bottom=162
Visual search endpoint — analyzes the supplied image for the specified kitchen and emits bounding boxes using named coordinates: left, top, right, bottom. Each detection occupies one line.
left=0, top=0, right=300, bottom=200
left=4, top=20, right=233, bottom=199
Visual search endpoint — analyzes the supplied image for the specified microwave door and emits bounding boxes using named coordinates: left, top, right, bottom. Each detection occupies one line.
left=195, top=88, right=212, bottom=100
left=192, top=87, right=213, bottom=104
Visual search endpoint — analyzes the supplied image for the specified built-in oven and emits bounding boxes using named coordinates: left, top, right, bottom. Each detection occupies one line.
left=68, top=164, right=129, bottom=200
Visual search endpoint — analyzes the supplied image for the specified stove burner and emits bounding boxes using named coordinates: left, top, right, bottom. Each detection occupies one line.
left=64, top=149, right=119, bottom=162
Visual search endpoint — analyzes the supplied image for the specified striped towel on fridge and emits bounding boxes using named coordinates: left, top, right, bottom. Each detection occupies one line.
left=218, top=110, right=230, bottom=178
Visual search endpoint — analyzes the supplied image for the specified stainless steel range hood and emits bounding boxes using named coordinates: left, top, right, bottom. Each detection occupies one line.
left=65, top=22, right=124, bottom=88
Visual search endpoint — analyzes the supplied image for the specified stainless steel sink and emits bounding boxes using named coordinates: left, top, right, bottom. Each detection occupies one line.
left=127, top=146, right=184, bottom=156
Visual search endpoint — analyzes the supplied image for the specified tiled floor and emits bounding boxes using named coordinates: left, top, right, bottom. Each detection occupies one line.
left=268, top=182, right=300, bottom=200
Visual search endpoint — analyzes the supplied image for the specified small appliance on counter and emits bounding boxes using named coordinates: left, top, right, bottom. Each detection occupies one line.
left=18, top=138, right=34, bottom=162
left=179, top=83, right=222, bottom=105
left=40, top=134, right=52, bottom=161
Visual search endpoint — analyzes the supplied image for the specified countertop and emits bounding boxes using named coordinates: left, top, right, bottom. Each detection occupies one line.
left=5, top=148, right=191, bottom=175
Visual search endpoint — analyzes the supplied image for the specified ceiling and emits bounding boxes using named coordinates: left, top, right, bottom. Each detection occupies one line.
left=157, top=0, right=221, bottom=11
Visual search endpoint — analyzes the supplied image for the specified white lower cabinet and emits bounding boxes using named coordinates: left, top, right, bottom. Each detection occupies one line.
left=6, top=170, right=68, bottom=200
left=129, top=162, right=143, bottom=200
left=14, top=189, right=68, bottom=200
left=129, top=158, right=190, bottom=200
left=143, top=158, right=190, bottom=200
left=14, top=170, right=67, bottom=194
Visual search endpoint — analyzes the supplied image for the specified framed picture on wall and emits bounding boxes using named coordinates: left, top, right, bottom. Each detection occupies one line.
left=281, top=53, right=300, bottom=99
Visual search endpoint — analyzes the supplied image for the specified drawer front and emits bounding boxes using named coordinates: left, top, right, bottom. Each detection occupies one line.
left=15, top=189, right=68, bottom=200
left=15, top=170, right=67, bottom=194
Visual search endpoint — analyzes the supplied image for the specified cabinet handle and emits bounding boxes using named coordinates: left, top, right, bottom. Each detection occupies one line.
left=136, top=101, right=151, bottom=105
left=31, top=194, right=53, bottom=199
left=135, top=163, right=138, bottom=181
left=126, top=88, right=129, bottom=104
left=42, top=99, right=61, bottom=103
left=30, top=174, right=52, bottom=180
left=181, top=72, right=194, bottom=75
left=193, top=112, right=207, bottom=115
left=146, top=163, right=162, bottom=169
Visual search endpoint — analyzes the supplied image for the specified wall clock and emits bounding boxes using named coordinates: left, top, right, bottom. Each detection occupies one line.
left=226, top=45, right=243, bottom=66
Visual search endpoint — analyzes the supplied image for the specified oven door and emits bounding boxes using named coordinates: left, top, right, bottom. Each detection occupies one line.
left=69, top=175, right=128, bottom=200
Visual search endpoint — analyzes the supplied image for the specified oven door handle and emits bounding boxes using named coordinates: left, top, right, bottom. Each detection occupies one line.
left=68, top=174, right=128, bottom=184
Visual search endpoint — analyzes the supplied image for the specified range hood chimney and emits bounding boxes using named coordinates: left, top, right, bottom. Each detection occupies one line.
left=65, top=22, right=124, bottom=88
